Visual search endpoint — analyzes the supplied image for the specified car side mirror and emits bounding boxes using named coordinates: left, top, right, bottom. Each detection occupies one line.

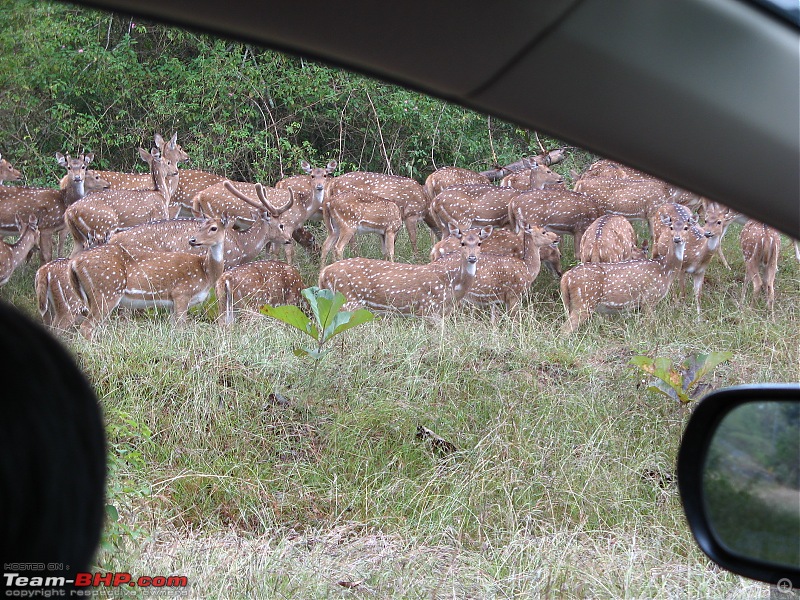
left=678, top=384, right=800, bottom=589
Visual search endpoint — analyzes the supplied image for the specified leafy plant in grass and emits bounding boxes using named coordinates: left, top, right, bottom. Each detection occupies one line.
left=261, top=286, right=373, bottom=361
left=629, top=351, right=733, bottom=404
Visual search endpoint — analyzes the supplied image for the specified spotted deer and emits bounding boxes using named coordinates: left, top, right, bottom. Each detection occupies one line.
left=0, top=153, right=21, bottom=183
left=216, top=260, right=304, bottom=325
left=430, top=225, right=563, bottom=279
left=0, top=153, right=104, bottom=263
left=429, top=185, right=522, bottom=237
left=107, top=181, right=292, bottom=268
left=91, top=132, right=189, bottom=191
left=69, top=217, right=231, bottom=338
left=64, top=147, right=178, bottom=254
left=0, top=216, right=39, bottom=286
left=423, top=166, right=490, bottom=202
left=579, top=214, right=647, bottom=263
left=740, top=220, right=781, bottom=311
left=275, top=159, right=338, bottom=220
left=437, top=224, right=559, bottom=322
left=35, top=258, right=86, bottom=330
left=560, top=214, right=688, bottom=333
left=500, top=159, right=566, bottom=191
left=507, top=188, right=603, bottom=253
left=320, top=190, right=403, bottom=265
left=318, top=226, right=487, bottom=320
left=329, top=171, right=429, bottom=253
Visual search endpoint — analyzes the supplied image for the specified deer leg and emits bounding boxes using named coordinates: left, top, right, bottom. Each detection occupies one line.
left=319, top=231, right=337, bottom=267
left=764, top=261, right=778, bottom=312
left=385, top=230, right=397, bottom=262
left=334, top=230, right=354, bottom=262
left=171, top=296, right=191, bottom=325
left=715, top=244, right=731, bottom=269
left=282, top=240, right=295, bottom=266
left=692, top=272, right=705, bottom=317
left=404, top=214, right=420, bottom=255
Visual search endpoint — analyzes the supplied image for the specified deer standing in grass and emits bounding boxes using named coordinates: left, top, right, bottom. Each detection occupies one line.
left=437, top=224, right=559, bottom=322
left=329, top=172, right=429, bottom=254
left=579, top=214, right=647, bottom=263
left=560, top=214, right=689, bottom=333
left=0, top=216, right=39, bottom=286
left=216, top=260, right=305, bottom=326
left=319, top=226, right=487, bottom=320
left=35, top=258, right=86, bottom=331
left=69, top=217, right=231, bottom=339
left=740, top=220, right=781, bottom=311
left=64, top=147, right=178, bottom=254
left=107, top=181, right=293, bottom=268
left=320, top=191, right=403, bottom=265
left=0, top=153, right=105, bottom=263
left=0, top=153, right=21, bottom=183
left=91, top=133, right=188, bottom=190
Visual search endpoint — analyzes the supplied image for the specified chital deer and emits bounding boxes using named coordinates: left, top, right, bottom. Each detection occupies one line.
left=507, top=188, right=603, bottom=253
left=437, top=224, right=559, bottom=322
left=430, top=225, right=563, bottom=279
left=275, top=160, right=338, bottom=219
left=35, top=258, right=86, bottom=330
left=64, top=147, right=178, bottom=254
left=579, top=214, right=647, bottom=263
left=500, top=159, right=565, bottom=191
left=0, top=153, right=103, bottom=263
left=571, top=159, right=653, bottom=186
left=699, top=199, right=745, bottom=269
left=320, top=191, right=403, bottom=265
left=107, top=206, right=292, bottom=269
left=318, top=226, right=487, bottom=319
left=740, top=220, right=781, bottom=311
left=69, top=217, right=231, bottom=338
left=560, top=214, right=688, bottom=333
left=0, top=153, right=21, bottom=183
left=216, top=260, right=304, bottom=326
left=92, top=132, right=189, bottom=192
left=651, top=202, right=733, bottom=314
left=329, top=171, right=429, bottom=253
left=423, top=166, right=490, bottom=203
left=0, top=216, right=39, bottom=286
left=430, top=185, right=522, bottom=236
left=208, top=181, right=311, bottom=264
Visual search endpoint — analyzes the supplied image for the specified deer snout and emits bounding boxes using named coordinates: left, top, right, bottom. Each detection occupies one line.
left=189, top=237, right=200, bottom=246
left=467, top=255, right=478, bottom=264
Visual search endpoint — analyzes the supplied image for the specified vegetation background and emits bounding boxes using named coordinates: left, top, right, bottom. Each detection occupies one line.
left=0, top=1, right=798, bottom=598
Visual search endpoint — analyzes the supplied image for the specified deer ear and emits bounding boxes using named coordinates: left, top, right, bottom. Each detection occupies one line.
left=301, top=160, right=312, bottom=173
left=154, top=133, right=165, bottom=148
left=447, top=223, right=461, bottom=238
left=660, top=214, right=672, bottom=226
left=55, top=152, right=67, bottom=167
left=83, top=153, right=94, bottom=164
left=480, top=226, right=493, bottom=239
left=326, top=160, right=338, bottom=172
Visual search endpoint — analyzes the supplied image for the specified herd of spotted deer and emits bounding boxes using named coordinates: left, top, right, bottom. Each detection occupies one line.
left=0, top=133, right=793, bottom=339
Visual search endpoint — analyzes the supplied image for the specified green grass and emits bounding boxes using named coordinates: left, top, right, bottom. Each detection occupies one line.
left=1, top=223, right=796, bottom=598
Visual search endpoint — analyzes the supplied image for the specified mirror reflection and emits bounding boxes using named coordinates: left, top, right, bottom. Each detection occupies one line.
left=703, top=401, right=800, bottom=569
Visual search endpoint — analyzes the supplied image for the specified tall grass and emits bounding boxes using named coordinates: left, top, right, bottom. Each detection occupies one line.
left=1, top=222, right=796, bottom=598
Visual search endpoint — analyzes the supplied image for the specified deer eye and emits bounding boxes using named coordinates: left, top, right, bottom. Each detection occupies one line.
left=210, top=226, right=218, bottom=232
left=279, top=224, right=285, bottom=230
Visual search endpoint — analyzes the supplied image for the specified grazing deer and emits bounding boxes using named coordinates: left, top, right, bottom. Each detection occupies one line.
left=0, top=153, right=103, bottom=263
left=0, top=153, right=21, bottom=183
left=107, top=206, right=292, bottom=269
left=320, top=190, right=403, bottom=265
left=740, top=220, right=781, bottom=311
left=579, top=214, right=647, bottom=263
left=35, top=258, right=86, bottom=330
left=69, top=217, right=231, bottom=338
left=318, top=226, right=488, bottom=320
left=329, top=171, right=429, bottom=253
left=560, top=214, right=688, bottom=333
left=507, top=188, right=603, bottom=253
left=423, top=166, right=490, bottom=202
left=438, top=224, right=559, bottom=322
left=500, top=159, right=565, bottom=191
left=216, top=260, right=304, bottom=326
left=0, top=216, right=40, bottom=286
left=651, top=202, right=733, bottom=314
left=64, top=148, right=178, bottom=254
left=91, top=132, right=189, bottom=192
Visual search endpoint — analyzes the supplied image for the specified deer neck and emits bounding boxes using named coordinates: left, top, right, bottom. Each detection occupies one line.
left=203, top=239, right=226, bottom=286
left=230, top=215, right=271, bottom=262
left=522, top=232, right=544, bottom=282
left=450, top=255, right=479, bottom=302
left=656, top=237, right=686, bottom=281
left=10, top=229, right=37, bottom=268
left=60, top=176, right=87, bottom=206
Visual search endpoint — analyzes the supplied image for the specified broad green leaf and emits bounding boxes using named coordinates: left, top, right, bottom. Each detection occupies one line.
left=684, top=351, right=733, bottom=390
left=261, top=304, right=318, bottom=338
left=105, top=504, right=119, bottom=522
left=317, top=291, right=347, bottom=335
left=331, top=308, right=374, bottom=338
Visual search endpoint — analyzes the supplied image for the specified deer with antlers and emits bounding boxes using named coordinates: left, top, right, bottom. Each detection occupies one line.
left=0, top=153, right=107, bottom=263
left=0, top=153, right=21, bottom=183
left=69, top=216, right=231, bottom=338
left=436, top=223, right=559, bottom=322
left=107, top=183, right=293, bottom=268
left=578, top=214, right=647, bottom=263
left=329, top=171, right=429, bottom=253
left=739, top=220, right=782, bottom=312
left=319, top=226, right=487, bottom=320
left=0, top=216, right=39, bottom=286
left=319, top=190, right=403, bottom=265
left=216, top=260, right=305, bottom=326
left=64, top=147, right=178, bottom=254
left=560, top=214, right=689, bottom=332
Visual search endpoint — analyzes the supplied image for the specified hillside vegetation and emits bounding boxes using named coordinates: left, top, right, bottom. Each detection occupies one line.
left=1, top=1, right=798, bottom=598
